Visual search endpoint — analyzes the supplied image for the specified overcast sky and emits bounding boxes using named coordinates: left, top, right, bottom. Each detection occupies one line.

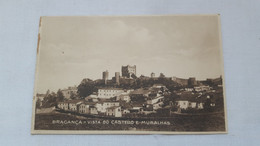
left=35, top=15, right=223, bottom=93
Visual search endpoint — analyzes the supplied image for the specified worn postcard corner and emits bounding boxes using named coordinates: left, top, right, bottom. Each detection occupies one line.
left=32, top=15, right=227, bottom=135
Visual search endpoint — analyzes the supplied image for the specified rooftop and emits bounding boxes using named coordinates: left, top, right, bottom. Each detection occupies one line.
left=59, top=99, right=83, bottom=104
left=98, top=88, right=123, bottom=90
left=175, top=93, right=213, bottom=102
left=131, top=102, right=144, bottom=107
left=153, top=84, right=165, bottom=87
left=147, top=95, right=164, bottom=100
left=106, top=106, right=121, bottom=110
left=130, top=88, right=151, bottom=95
left=79, top=101, right=97, bottom=106
left=175, top=97, right=201, bottom=102
left=85, top=94, right=98, bottom=99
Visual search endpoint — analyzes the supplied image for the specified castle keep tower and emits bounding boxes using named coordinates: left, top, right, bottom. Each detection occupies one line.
left=115, top=72, right=120, bottom=85
left=102, top=70, right=109, bottom=84
left=121, top=65, right=136, bottom=78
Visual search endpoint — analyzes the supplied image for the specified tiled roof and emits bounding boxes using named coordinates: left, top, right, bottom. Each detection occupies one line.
left=175, top=94, right=208, bottom=102
left=79, top=102, right=96, bottom=105
left=60, top=99, right=83, bottom=104
left=153, top=84, right=165, bottom=86
left=131, top=102, right=144, bottom=107
left=98, top=88, right=123, bottom=90
left=97, top=98, right=118, bottom=103
left=147, top=95, right=164, bottom=100
left=130, top=88, right=151, bottom=95
left=106, top=106, right=120, bottom=110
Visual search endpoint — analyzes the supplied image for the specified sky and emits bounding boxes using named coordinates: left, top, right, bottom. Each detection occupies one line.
left=35, top=15, right=223, bottom=93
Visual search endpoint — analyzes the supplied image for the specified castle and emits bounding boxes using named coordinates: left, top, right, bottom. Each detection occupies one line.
left=102, top=65, right=137, bottom=85
left=121, top=65, right=136, bottom=78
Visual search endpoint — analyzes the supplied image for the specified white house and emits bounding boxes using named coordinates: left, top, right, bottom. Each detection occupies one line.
left=97, top=88, right=124, bottom=99
left=116, top=93, right=131, bottom=102
left=175, top=98, right=204, bottom=110
left=152, top=84, right=166, bottom=89
left=198, top=102, right=204, bottom=109
left=57, top=102, right=69, bottom=110
left=147, top=95, right=164, bottom=105
left=85, top=93, right=99, bottom=102
left=95, top=101, right=120, bottom=113
left=152, top=101, right=164, bottom=110
left=194, top=85, right=211, bottom=92
left=176, top=100, right=189, bottom=109
left=89, top=106, right=98, bottom=115
left=185, top=88, right=194, bottom=92
left=122, top=109, right=130, bottom=114
left=78, top=103, right=90, bottom=114
left=106, top=106, right=122, bottom=117
left=67, top=100, right=82, bottom=111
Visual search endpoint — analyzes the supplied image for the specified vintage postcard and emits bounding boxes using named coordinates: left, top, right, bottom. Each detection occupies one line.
left=31, top=15, right=227, bottom=134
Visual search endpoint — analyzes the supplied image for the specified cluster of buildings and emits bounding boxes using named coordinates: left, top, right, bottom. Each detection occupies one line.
left=57, top=84, right=168, bottom=117
left=174, top=94, right=206, bottom=111
left=173, top=86, right=219, bottom=111
left=57, top=82, right=219, bottom=117
left=51, top=65, right=223, bottom=116
left=183, top=85, right=213, bottom=92
left=57, top=99, right=123, bottom=117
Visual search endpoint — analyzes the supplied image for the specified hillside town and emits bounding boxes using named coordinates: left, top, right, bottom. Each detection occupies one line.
left=36, top=65, right=224, bottom=118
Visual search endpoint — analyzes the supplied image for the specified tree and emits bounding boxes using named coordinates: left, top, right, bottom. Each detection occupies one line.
left=70, top=92, right=77, bottom=100
left=159, top=73, right=165, bottom=78
left=36, top=98, right=41, bottom=109
left=56, top=89, right=64, bottom=102
left=77, top=79, right=97, bottom=98
left=45, top=89, right=50, bottom=97
left=42, top=92, right=57, bottom=108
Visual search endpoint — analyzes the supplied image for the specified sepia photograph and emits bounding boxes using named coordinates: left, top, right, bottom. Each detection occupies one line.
left=31, top=15, right=227, bottom=134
